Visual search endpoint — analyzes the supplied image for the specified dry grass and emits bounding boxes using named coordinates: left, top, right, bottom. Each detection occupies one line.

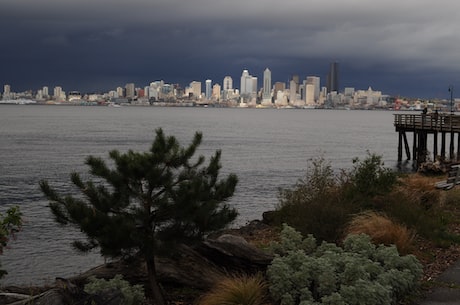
left=345, top=211, right=415, bottom=254
left=196, top=273, right=267, bottom=305
left=396, top=174, right=442, bottom=208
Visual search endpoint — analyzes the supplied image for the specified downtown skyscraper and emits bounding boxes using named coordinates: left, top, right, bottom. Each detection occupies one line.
left=327, top=62, right=339, bottom=93
left=263, top=68, right=272, bottom=102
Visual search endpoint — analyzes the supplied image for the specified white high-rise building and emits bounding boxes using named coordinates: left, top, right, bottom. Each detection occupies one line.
left=306, top=76, right=320, bottom=102
left=42, top=86, right=49, bottom=97
left=205, top=79, right=212, bottom=100
left=262, top=68, right=272, bottom=106
left=223, top=76, right=233, bottom=90
left=240, top=69, right=251, bottom=95
left=263, top=68, right=271, bottom=98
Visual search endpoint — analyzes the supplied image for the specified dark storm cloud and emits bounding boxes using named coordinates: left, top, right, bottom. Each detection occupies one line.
left=2, top=0, right=460, bottom=97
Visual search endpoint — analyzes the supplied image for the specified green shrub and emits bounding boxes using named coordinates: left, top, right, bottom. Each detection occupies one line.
left=271, top=154, right=399, bottom=244
left=382, top=188, right=460, bottom=247
left=84, top=274, right=145, bottom=305
left=343, top=153, right=398, bottom=205
left=266, top=225, right=423, bottom=305
left=0, top=206, right=22, bottom=278
left=273, top=157, right=359, bottom=242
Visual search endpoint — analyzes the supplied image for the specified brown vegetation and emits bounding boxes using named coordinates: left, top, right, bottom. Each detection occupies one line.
left=344, top=211, right=415, bottom=254
left=196, top=274, right=267, bottom=305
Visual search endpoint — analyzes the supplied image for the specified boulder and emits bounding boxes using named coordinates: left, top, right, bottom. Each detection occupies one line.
left=70, top=232, right=273, bottom=290
left=1, top=226, right=275, bottom=304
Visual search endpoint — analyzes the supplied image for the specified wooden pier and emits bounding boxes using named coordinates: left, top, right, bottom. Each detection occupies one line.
left=394, top=113, right=460, bottom=165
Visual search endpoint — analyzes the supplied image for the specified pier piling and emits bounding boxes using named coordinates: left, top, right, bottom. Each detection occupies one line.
left=394, top=113, right=460, bottom=167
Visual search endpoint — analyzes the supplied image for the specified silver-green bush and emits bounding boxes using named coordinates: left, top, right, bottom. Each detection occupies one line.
left=267, top=224, right=423, bottom=305
left=84, top=274, right=145, bottom=305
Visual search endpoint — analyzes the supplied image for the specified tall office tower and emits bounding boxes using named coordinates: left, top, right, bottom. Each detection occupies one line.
left=289, top=79, right=297, bottom=103
left=292, top=74, right=300, bottom=93
left=42, top=86, right=49, bottom=97
left=251, top=76, right=258, bottom=95
left=125, top=83, right=135, bottom=99
left=327, top=62, right=339, bottom=93
left=305, top=83, right=315, bottom=105
left=240, top=69, right=251, bottom=94
left=205, top=79, right=212, bottom=99
left=306, top=76, right=320, bottom=101
left=190, top=81, right=202, bottom=98
left=212, top=83, right=221, bottom=100
left=223, top=76, right=233, bottom=90
left=263, top=68, right=272, bottom=100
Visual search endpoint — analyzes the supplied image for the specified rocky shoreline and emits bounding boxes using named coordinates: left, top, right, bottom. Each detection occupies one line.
left=0, top=220, right=274, bottom=305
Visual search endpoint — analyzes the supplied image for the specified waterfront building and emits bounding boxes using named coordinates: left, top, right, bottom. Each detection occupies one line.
left=53, top=86, right=65, bottom=100
left=68, top=91, right=82, bottom=101
left=116, top=87, right=124, bottom=98
left=3, top=84, right=11, bottom=99
left=36, top=89, right=43, bottom=100
left=327, top=61, right=339, bottom=93
left=42, top=86, right=49, bottom=98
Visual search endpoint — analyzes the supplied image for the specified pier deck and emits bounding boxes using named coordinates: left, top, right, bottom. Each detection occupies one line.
left=394, top=113, right=460, bottom=165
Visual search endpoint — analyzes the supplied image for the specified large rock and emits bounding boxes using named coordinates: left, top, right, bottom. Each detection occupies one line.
left=71, top=232, right=273, bottom=290
left=1, top=228, right=275, bottom=304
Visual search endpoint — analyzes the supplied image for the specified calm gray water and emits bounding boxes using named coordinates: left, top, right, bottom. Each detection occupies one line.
left=0, top=105, right=400, bottom=285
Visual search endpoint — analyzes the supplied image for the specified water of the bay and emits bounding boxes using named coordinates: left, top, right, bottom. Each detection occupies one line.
left=0, top=105, right=404, bottom=285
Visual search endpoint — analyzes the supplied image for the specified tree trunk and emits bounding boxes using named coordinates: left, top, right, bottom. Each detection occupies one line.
left=146, top=256, right=166, bottom=305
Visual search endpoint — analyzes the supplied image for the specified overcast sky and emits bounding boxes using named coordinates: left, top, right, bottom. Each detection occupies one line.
left=2, top=0, right=460, bottom=98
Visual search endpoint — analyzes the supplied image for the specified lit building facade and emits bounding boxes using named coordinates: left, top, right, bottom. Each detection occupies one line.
left=223, top=76, right=233, bottom=90
left=205, top=79, right=212, bottom=100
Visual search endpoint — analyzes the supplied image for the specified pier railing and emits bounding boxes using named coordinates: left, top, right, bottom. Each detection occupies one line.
left=394, top=113, right=460, bottom=132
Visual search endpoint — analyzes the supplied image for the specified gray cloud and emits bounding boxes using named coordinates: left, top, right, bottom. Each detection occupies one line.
left=2, top=0, right=460, bottom=97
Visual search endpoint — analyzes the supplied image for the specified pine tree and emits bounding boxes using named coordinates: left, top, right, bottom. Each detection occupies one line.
left=0, top=206, right=22, bottom=278
left=40, top=129, right=238, bottom=305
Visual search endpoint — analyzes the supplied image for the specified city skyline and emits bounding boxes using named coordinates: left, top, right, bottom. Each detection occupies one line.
left=2, top=1, right=460, bottom=99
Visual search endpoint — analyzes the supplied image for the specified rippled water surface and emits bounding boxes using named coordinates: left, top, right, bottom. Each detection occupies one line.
left=0, top=105, right=400, bottom=285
